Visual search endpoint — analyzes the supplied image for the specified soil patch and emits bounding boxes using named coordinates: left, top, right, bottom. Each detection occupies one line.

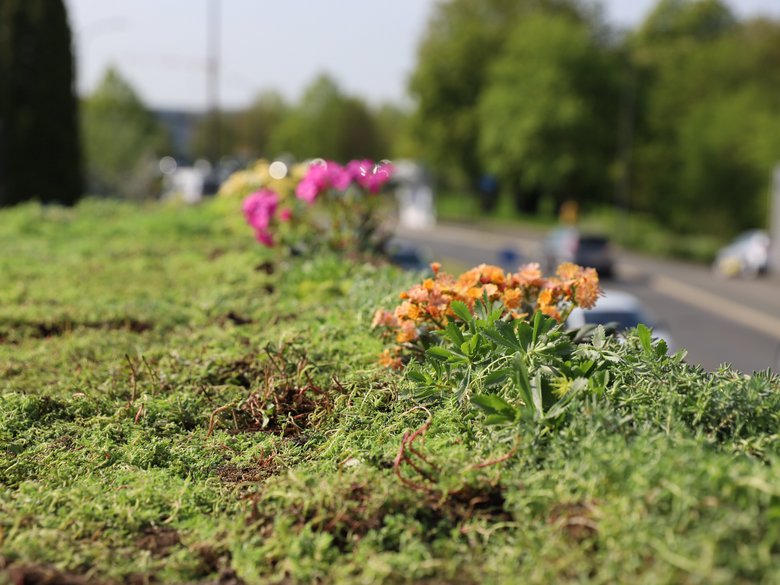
left=0, top=318, right=152, bottom=343
left=135, top=526, right=181, bottom=557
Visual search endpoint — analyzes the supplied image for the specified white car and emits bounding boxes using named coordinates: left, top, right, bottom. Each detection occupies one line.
left=712, top=230, right=770, bottom=279
left=567, top=289, right=675, bottom=352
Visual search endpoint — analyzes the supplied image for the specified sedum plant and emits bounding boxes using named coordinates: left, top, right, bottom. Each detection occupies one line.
left=373, top=261, right=614, bottom=432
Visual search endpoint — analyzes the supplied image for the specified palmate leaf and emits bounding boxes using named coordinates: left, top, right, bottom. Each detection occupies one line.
left=531, top=311, right=557, bottom=345
left=443, top=322, right=464, bottom=346
left=481, top=320, right=522, bottom=352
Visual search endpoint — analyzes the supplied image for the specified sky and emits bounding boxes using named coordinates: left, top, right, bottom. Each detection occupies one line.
left=63, top=0, right=780, bottom=112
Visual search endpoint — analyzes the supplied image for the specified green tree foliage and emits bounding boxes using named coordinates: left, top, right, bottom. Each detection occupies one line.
left=632, top=0, right=780, bottom=235
left=375, top=104, right=418, bottom=160
left=637, top=0, right=735, bottom=42
left=233, top=91, right=288, bottom=158
left=478, top=13, right=618, bottom=213
left=269, top=74, right=384, bottom=162
left=409, top=0, right=604, bottom=211
left=81, top=67, right=170, bottom=198
left=0, top=0, right=82, bottom=206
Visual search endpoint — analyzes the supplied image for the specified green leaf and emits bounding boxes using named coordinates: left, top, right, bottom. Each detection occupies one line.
left=531, top=372, right=544, bottom=416
left=471, top=394, right=516, bottom=420
left=406, top=368, right=429, bottom=384
left=426, top=346, right=464, bottom=362
left=531, top=311, right=543, bottom=345
left=484, top=369, right=511, bottom=388
left=636, top=323, right=653, bottom=354
left=484, top=413, right=515, bottom=425
left=511, top=353, right=533, bottom=408
left=444, top=322, right=464, bottom=346
left=592, top=325, right=606, bottom=349
left=450, top=300, right=472, bottom=323
left=655, top=338, right=668, bottom=358
left=495, top=320, right=522, bottom=351
left=517, top=320, right=533, bottom=349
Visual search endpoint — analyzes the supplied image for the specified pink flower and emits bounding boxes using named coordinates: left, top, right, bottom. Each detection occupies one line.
left=255, top=229, right=274, bottom=247
left=347, top=159, right=373, bottom=188
left=296, top=160, right=352, bottom=203
left=347, top=160, right=394, bottom=193
left=243, top=189, right=279, bottom=231
left=295, top=178, right=320, bottom=204
left=278, top=207, right=293, bottom=222
left=365, top=162, right=394, bottom=194
left=327, top=162, right=352, bottom=190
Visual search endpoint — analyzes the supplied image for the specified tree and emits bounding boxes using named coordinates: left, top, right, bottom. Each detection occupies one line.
left=0, top=0, right=82, bottom=206
left=269, top=74, right=384, bottom=162
left=234, top=91, right=288, bottom=158
left=629, top=0, right=780, bottom=235
left=81, top=67, right=170, bottom=198
left=636, top=0, right=735, bottom=42
left=478, top=13, right=619, bottom=214
left=374, top=104, right=419, bottom=160
left=408, top=0, right=593, bottom=209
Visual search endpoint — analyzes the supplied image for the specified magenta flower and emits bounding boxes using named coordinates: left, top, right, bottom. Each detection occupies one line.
left=255, top=228, right=274, bottom=247
left=348, top=159, right=394, bottom=193
left=347, top=159, right=373, bottom=188
left=295, top=178, right=320, bottom=204
left=296, top=160, right=353, bottom=203
left=243, top=189, right=279, bottom=241
left=296, top=162, right=329, bottom=203
left=327, top=162, right=352, bottom=190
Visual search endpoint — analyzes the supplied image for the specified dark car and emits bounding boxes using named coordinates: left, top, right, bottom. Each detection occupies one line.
left=542, top=227, right=614, bottom=278
left=384, top=240, right=430, bottom=271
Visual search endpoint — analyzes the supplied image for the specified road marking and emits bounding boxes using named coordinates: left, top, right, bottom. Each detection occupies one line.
left=652, top=275, right=780, bottom=340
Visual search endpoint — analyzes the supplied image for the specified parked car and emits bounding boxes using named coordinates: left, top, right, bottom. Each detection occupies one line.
left=567, top=289, right=675, bottom=351
left=712, top=230, right=770, bottom=279
left=542, top=227, right=615, bottom=278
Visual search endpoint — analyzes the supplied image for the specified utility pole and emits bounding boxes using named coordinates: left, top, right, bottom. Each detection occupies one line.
left=207, top=0, right=221, bottom=166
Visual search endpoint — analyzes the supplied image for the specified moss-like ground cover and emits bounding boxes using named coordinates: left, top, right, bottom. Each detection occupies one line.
left=1, top=199, right=779, bottom=584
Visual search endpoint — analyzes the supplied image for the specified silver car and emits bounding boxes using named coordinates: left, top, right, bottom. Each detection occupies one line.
left=567, top=289, right=675, bottom=352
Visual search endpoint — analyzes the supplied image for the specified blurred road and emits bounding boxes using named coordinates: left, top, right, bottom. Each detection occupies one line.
left=393, top=222, right=780, bottom=374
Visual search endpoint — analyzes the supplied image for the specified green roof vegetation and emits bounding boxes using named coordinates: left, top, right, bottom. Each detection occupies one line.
left=1, top=199, right=779, bottom=584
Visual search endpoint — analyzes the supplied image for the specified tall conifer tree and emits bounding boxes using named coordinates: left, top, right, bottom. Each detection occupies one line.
left=0, top=0, right=83, bottom=206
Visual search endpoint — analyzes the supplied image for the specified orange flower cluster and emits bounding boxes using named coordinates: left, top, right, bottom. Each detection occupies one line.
left=373, top=261, right=600, bottom=368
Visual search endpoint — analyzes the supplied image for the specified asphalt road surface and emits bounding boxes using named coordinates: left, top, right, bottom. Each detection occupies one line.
left=393, top=222, right=780, bottom=374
